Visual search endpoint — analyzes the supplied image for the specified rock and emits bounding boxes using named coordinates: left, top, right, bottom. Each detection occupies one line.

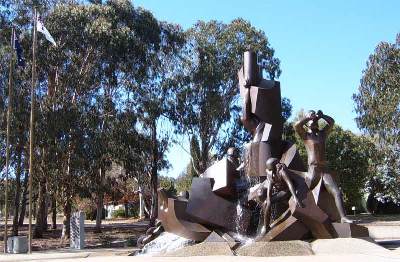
left=236, top=240, right=313, bottom=257
left=161, top=242, right=234, bottom=257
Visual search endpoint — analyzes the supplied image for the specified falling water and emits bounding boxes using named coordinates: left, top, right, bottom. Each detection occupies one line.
left=232, top=148, right=258, bottom=246
left=230, top=143, right=264, bottom=245
left=234, top=200, right=255, bottom=246
left=235, top=201, right=244, bottom=233
left=138, top=232, right=194, bottom=256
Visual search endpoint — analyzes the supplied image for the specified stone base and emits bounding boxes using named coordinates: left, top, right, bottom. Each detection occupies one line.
left=161, top=242, right=234, bottom=257
left=311, top=238, right=391, bottom=255
left=236, top=240, right=313, bottom=257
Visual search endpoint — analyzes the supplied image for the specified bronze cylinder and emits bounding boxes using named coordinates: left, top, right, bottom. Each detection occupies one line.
left=243, top=50, right=261, bottom=86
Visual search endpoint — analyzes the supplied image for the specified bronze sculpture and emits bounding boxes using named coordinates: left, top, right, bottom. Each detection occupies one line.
left=253, top=158, right=304, bottom=238
left=136, top=51, right=369, bottom=253
left=294, top=110, right=353, bottom=224
left=238, top=51, right=284, bottom=177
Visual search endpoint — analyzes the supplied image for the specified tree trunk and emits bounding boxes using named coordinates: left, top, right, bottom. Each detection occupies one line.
left=52, top=197, right=57, bottom=230
left=124, top=203, right=129, bottom=217
left=18, top=172, right=29, bottom=226
left=144, top=196, right=151, bottom=218
left=95, top=167, right=104, bottom=233
left=33, top=178, right=47, bottom=238
left=139, top=185, right=144, bottom=218
left=62, top=198, right=71, bottom=239
left=44, top=196, right=48, bottom=230
left=95, top=192, right=103, bottom=233
left=62, top=139, right=73, bottom=240
left=12, top=143, right=23, bottom=236
left=149, top=119, right=158, bottom=227
left=199, top=140, right=210, bottom=173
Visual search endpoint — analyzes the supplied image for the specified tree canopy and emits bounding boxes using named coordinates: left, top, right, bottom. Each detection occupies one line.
left=353, top=33, right=400, bottom=203
left=166, top=19, right=287, bottom=174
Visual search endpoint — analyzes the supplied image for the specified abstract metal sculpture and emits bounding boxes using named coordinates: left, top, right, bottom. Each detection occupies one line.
left=138, top=51, right=369, bottom=251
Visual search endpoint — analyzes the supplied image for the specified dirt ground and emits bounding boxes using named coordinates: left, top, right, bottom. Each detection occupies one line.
left=0, top=217, right=148, bottom=251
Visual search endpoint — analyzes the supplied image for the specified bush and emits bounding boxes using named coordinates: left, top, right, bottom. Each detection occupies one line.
left=127, top=204, right=139, bottom=218
left=112, top=208, right=126, bottom=218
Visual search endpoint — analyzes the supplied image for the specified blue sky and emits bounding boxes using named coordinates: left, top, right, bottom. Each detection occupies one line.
left=133, top=0, right=400, bottom=178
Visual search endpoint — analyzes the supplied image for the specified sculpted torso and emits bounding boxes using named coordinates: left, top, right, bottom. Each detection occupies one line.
left=304, top=131, right=327, bottom=166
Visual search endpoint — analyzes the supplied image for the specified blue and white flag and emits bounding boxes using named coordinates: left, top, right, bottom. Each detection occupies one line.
left=37, top=15, right=56, bottom=46
left=14, top=32, right=25, bottom=68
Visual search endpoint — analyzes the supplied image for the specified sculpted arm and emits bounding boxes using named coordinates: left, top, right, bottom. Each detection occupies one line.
left=318, top=110, right=335, bottom=134
left=261, top=180, right=273, bottom=224
left=279, top=164, right=304, bottom=208
left=293, top=115, right=311, bottom=139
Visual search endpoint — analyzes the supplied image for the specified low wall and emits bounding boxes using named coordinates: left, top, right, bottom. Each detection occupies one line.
left=365, top=225, right=400, bottom=240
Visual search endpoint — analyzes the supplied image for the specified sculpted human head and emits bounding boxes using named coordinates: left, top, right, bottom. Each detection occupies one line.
left=266, top=158, right=279, bottom=174
left=306, top=110, right=319, bottom=132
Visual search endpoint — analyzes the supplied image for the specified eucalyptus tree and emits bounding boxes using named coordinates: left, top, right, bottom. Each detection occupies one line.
left=43, top=0, right=184, bottom=230
left=353, top=34, right=400, bottom=203
left=126, top=17, right=185, bottom=226
left=325, top=126, right=377, bottom=210
left=167, top=19, right=282, bottom=174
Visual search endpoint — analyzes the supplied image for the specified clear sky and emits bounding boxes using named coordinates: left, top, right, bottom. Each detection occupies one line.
left=133, top=0, right=400, bottom=178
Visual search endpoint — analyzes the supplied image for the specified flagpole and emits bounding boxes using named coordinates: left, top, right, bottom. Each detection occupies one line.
left=3, top=27, right=15, bottom=254
left=28, top=8, right=37, bottom=254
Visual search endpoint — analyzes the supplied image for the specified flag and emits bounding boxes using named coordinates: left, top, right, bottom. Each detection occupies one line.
left=14, top=32, right=25, bottom=68
left=37, top=15, right=56, bottom=46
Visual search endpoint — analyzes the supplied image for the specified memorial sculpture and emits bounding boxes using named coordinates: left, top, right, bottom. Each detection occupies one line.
left=137, top=50, right=369, bottom=250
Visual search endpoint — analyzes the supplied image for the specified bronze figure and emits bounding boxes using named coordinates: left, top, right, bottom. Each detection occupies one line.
left=253, top=158, right=304, bottom=238
left=294, top=110, right=353, bottom=223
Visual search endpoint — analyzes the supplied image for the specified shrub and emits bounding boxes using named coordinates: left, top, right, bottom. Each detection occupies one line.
left=112, top=208, right=126, bottom=218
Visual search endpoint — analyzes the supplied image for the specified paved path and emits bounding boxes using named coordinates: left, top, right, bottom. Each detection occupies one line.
left=1, top=254, right=399, bottom=262
left=0, top=247, right=135, bottom=262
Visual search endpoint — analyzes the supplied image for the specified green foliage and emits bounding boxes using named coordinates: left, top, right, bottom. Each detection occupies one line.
left=325, top=126, right=377, bottom=210
left=112, top=208, right=126, bottom=218
left=159, top=176, right=177, bottom=196
left=175, top=173, right=193, bottom=193
left=167, top=19, right=282, bottom=173
left=175, top=163, right=197, bottom=193
left=0, top=0, right=185, bottom=233
left=127, top=204, right=139, bottom=218
left=353, top=33, right=400, bottom=203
